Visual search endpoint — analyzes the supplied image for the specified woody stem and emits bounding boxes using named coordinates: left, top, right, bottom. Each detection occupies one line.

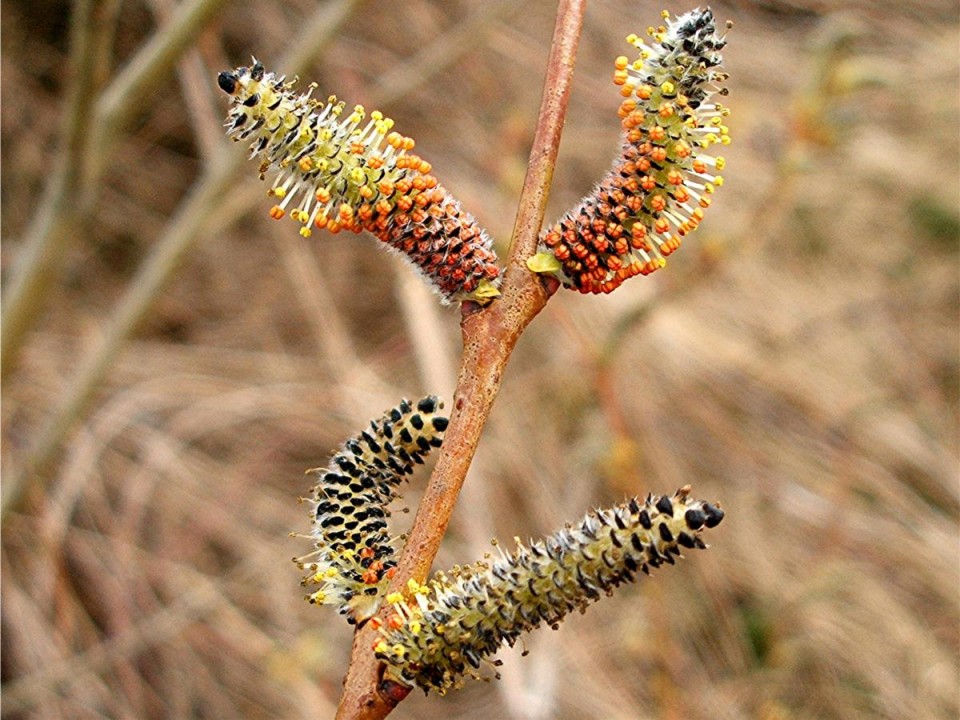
left=332, top=1, right=585, bottom=718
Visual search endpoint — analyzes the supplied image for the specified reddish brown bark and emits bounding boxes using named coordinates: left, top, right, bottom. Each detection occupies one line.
left=332, top=2, right=584, bottom=718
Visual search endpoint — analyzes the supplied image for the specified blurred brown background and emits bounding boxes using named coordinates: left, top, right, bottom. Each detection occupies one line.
left=2, top=1, right=958, bottom=718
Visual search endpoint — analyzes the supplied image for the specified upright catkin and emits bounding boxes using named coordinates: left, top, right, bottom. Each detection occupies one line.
left=530, top=8, right=731, bottom=293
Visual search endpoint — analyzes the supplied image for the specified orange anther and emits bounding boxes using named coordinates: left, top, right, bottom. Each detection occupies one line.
left=386, top=614, right=404, bottom=630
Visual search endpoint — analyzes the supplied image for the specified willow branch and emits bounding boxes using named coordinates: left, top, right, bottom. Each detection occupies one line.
left=333, top=2, right=584, bottom=718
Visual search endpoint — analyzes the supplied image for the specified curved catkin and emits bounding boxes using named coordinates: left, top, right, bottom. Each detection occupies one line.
left=374, top=485, right=724, bottom=694
left=295, top=397, right=448, bottom=623
left=530, top=8, right=731, bottom=294
left=218, top=62, right=500, bottom=304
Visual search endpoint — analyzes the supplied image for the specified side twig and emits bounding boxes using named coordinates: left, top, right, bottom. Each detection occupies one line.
left=333, top=2, right=585, bottom=717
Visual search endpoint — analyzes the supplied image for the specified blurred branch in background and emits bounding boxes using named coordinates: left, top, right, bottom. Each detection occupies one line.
left=1, top=0, right=102, bottom=378
left=1, top=0, right=360, bottom=515
left=1, top=0, right=231, bottom=380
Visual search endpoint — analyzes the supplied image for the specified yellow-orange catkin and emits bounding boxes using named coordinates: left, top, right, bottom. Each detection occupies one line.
left=218, top=64, right=500, bottom=304
left=533, top=8, right=731, bottom=294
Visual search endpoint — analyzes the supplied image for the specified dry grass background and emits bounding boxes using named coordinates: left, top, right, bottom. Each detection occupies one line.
left=2, top=0, right=959, bottom=718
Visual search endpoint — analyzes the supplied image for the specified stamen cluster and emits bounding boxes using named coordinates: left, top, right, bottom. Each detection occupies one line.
left=295, top=397, right=448, bottom=623
left=219, top=62, right=500, bottom=303
left=374, top=485, right=724, bottom=694
left=531, top=8, right=731, bottom=293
